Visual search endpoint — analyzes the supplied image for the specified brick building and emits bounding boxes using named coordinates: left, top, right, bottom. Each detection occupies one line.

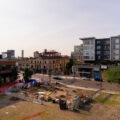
left=0, top=60, right=17, bottom=84
left=18, top=50, right=69, bottom=75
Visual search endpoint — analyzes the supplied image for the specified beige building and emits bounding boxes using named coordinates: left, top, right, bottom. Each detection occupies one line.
left=17, top=56, right=69, bottom=75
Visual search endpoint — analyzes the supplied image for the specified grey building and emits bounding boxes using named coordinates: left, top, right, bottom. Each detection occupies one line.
left=111, top=35, right=120, bottom=61
left=95, top=38, right=110, bottom=61
left=80, top=37, right=96, bottom=61
left=7, top=50, right=15, bottom=59
left=34, top=51, right=40, bottom=58
left=2, top=50, right=15, bottom=60
left=21, top=50, right=24, bottom=58
left=80, top=36, right=120, bottom=62
left=71, top=45, right=83, bottom=63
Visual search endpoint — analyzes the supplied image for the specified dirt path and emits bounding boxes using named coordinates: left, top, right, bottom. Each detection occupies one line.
left=58, top=82, right=120, bottom=94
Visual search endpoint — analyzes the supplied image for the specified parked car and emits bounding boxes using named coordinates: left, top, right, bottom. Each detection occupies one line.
left=82, top=77, right=90, bottom=81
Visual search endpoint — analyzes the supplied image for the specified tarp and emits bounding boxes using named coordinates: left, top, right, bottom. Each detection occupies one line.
left=24, top=79, right=37, bottom=85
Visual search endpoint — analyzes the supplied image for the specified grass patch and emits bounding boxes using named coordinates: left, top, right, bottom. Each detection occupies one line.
left=94, top=93, right=120, bottom=106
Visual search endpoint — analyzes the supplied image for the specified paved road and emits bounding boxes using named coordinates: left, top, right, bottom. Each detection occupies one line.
left=32, top=74, right=120, bottom=93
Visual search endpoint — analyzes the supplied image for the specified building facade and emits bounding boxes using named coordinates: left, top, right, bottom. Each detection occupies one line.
left=18, top=57, right=69, bottom=75
left=2, top=50, right=15, bottom=60
left=34, top=51, right=40, bottom=58
left=71, top=45, right=83, bottom=63
left=0, top=60, right=17, bottom=84
left=95, top=38, right=110, bottom=61
left=18, top=49, right=69, bottom=75
left=111, top=35, right=120, bottom=61
left=81, top=37, right=96, bottom=61
left=80, top=35, right=120, bottom=62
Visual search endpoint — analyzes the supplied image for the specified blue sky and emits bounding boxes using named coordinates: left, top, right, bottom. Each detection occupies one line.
left=0, top=0, right=120, bottom=57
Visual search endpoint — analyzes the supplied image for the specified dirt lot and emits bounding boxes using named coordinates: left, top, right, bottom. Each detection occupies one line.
left=60, top=78, right=120, bottom=92
left=0, top=91, right=120, bottom=120
left=32, top=74, right=120, bottom=92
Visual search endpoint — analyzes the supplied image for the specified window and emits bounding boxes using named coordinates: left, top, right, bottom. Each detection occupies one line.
left=84, top=56, right=89, bottom=59
left=104, top=40, right=110, bottom=44
left=115, top=50, right=119, bottom=54
left=97, top=51, right=101, bottom=54
left=97, top=46, right=101, bottom=50
left=97, top=41, right=101, bottom=44
left=115, top=39, right=120, bottom=44
left=104, top=46, right=109, bottom=49
left=84, top=41, right=90, bottom=45
left=115, top=45, right=120, bottom=49
left=115, top=56, right=119, bottom=60
left=91, top=40, right=94, bottom=44
left=98, top=56, right=101, bottom=59
left=84, top=46, right=89, bottom=50
left=85, top=52, right=89, bottom=56
left=104, top=51, right=109, bottom=55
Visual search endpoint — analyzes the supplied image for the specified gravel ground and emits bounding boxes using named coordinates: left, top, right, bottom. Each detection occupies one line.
left=58, top=78, right=120, bottom=92
left=32, top=74, right=120, bottom=92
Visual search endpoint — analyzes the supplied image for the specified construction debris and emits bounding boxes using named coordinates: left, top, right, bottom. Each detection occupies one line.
left=5, top=82, right=96, bottom=112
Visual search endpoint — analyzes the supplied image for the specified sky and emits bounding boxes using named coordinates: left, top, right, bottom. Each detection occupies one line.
left=0, top=0, right=120, bottom=57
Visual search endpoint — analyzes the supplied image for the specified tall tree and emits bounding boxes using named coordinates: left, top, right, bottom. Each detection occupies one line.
left=65, top=58, right=75, bottom=75
left=23, top=68, right=34, bottom=82
left=12, top=67, right=18, bottom=81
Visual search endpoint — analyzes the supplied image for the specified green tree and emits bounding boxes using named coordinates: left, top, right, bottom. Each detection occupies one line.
left=65, top=58, right=75, bottom=75
left=12, top=67, right=18, bottom=81
left=103, top=68, right=120, bottom=84
left=23, top=68, right=34, bottom=82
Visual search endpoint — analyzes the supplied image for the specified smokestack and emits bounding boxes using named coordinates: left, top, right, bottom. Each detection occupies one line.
left=22, top=50, right=24, bottom=58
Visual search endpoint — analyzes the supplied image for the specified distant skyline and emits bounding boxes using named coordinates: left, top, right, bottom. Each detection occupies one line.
left=0, top=0, right=120, bottom=57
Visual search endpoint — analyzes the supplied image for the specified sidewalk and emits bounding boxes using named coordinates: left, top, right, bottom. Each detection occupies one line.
left=58, top=82, right=120, bottom=95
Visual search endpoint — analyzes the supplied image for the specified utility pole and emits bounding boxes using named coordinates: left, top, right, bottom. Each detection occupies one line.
left=100, top=68, right=103, bottom=90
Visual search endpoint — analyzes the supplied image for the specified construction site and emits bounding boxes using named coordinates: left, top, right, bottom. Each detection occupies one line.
left=0, top=77, right=120, bottom=120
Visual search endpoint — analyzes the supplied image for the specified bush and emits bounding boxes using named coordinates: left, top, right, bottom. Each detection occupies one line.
left=23, top=68, right=34, bottom=82
left=104, top=68, right=120, bottom=83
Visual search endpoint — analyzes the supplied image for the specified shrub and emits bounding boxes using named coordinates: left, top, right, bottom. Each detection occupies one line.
left=103, top=68, right=120, bottom=83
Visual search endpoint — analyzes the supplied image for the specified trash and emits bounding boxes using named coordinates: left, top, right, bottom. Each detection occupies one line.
left=72, top=95, right=81, bottom=110
left=47, top=96, right=52, bottom=102
left=59, top=95, right=66, bottom=98
left=53, top=91, right=57, bottom=94
left=55, top=99, right=59, bottom=103
left=38, top=92, right=45, bottom=95
left=19, top=111, right=45, bottom=120
left=72, top=89, right=76, bottom=92
left=59, top=99, right=67, bottom=110
left=52, top=99, right=59, bottom=104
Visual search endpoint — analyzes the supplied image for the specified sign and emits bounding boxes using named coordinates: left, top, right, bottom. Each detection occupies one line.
left=101, top=65, right=108, bottom=70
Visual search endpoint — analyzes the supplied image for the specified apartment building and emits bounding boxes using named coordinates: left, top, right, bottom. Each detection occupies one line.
left=81, top=37, right=96, bottom=61
left=2, top=50, right=15, bottom=60
left=71, top=45, right=83, bottom=63
left=80, top=35, right=120, bottom=62
left=111, top=35, right=120, bottom=61
left=95, top=38, right=110, bottom=61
